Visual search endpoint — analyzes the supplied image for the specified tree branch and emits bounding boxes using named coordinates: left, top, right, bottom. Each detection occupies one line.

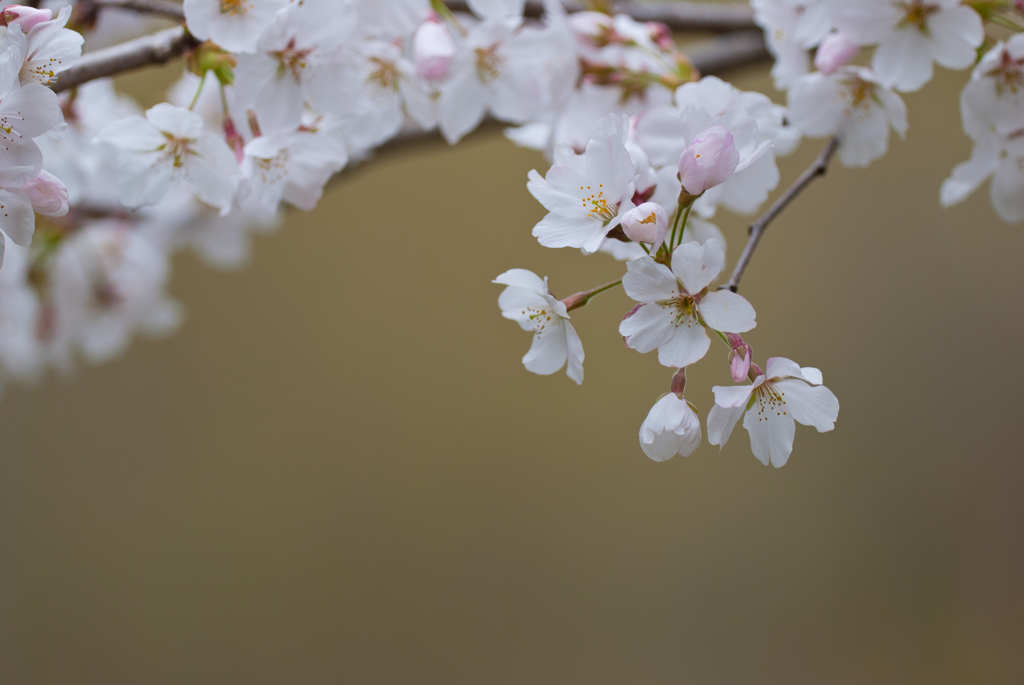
left=88, top=0, right=188, bottom=20
left=724, top=137, right=841, bottom=293
left=447, top=1, right=756, bottom=32
left=52, top=25, right=199, bottom=94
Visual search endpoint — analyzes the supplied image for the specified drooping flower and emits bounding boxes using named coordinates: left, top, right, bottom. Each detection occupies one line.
left=183, top=0, right=289, bottom=55
left=788, top=66, right=907, bottom=167
left=707, top=357, right=839, bottom=468
left=639, top=392, right=702, bottom=461
left=619, top=239, right=756, bottom=368
left=494, top=268, right=584, bottom=384
left=833, top=0, right=984, bottom=92
left=528, top=114, right=638, bottom=252
left=97, top=103, right=241, bottom=212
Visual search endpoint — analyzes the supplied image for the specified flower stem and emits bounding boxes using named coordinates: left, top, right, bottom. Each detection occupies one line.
left=562, top=279, right=623, bottom=312
left=188, top=71, right=207, bottom=111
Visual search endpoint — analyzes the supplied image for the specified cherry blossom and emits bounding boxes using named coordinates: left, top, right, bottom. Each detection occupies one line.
left=528, top=114, right=638, bottom=252
left=639, top=392, right=702, bottom=461
left=494, top=268, right=584, bottom=384
left=708, top=357, right=839, bottom=468
left=619, top=240, right=756, bottom=368
left=833, top=0, right=984, bottom=92
left=788, top=67, right=907, bottom=167
left=183, top=0, right=289, bottom=55
left=0, top=4, right=82, bottom=87
left=752, top=0, right=836, bottom=89
left=97, top=103, right=240, bottom=212
left=241, top=124, right=349, bottom=212
left=620, top=201, right=667, bottom=247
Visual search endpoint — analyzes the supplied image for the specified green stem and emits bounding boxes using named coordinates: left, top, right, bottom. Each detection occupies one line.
left=188, top=71, right=207, bottom=111
left=431, top=0, right=467, bottom=36
left=563, top=279, right=623, bottom=312
left=673, top=201, right=694, bottom=250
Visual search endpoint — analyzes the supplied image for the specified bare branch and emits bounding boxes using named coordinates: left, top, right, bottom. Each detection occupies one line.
left=52, top=25, right=198, bottom=94
left=724, top=137, right=841, bottom=293
left=686, top=29, right=768, bottom=76
left=88, top=0, right=187, bottom=20
left=447, top=1, right=756, bottom=32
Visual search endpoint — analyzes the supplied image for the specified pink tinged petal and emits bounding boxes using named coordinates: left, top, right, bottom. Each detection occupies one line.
left=1, top=7, right=52, bottom=30
left=620, top=202, right=668, bottom=245
left=522, top=320, right=569, bottom=376
left=743, top=403, right=796, bottom=467
left=677, top=125, right=739, bottom=195
left=671, top=238, right=725, bottom=295
left=698, top=290, right=755, bottom=333
left=872, top=30, right=934, bottom=92
left=0, top=187, right=35, bottom=246
left=815, top=32, right=860, bottom=75
left=564, top=320, right=585, bottom=385
left=656, top=316, right=711, bottom=368
left=774, top=378, right=839, bottom=432
left=618, top=303, right=676, bottom=354
left=730, top=347, right=751, bottom=383
left=621, top=256, right=678, bottom=303
left=707, top=401, right=746, bottom=447
left=414, top=20, right=455, bottom=81
left=926, top=5, right=984, bottom=70
left=21, top=170, right=68, bottom=216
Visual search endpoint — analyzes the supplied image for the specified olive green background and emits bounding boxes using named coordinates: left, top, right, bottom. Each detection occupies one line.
left=1, top=56, right=1022, bottom=683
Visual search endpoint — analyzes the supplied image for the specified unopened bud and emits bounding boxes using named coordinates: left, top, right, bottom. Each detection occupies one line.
left=0, top=5, right=51, bottom=30
left=620, top=202, right=668, bottom=246
left=569, top=11, right=614, bottom=43
left=677, top=125, right=739, bottom=196
left=814, top=32, right=859, bottom=75
left=413, top=19, right=455, bottom=81
left=187, top=42, right=237, bottom=86
left=22, top=170, right=69, bottom=218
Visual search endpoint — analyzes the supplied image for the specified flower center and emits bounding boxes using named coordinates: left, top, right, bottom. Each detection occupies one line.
left=159, top=135, right=193, bottom=167
left=368, top=57, right=400, bottom=93
left=578, top=184, right=615, bottom=221
left=665, top=294, right=698, bottom=327
left=475, top=46, right=504, bottom=83
left=274, top=39, right=315, bottom=81
left=751, top=381, right=788, bottom=421
left=520, top=306, right=553, bottom=335
left=220, top=0, right=251, bottom=15
left=995, top=50, right=1024, bottom=96
left=254, top=150, right=290, bottom=185
left=896, top=1, right=938, bottom=31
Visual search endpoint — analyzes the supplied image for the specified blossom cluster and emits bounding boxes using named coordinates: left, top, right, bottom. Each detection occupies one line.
left=0, top=0, right=1017, bottom=467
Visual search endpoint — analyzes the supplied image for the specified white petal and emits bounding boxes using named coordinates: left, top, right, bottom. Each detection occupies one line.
left=775, top=378, right=839, bottom=432
left=656, top=315, right=711, bottom=368
left=494, top=268, right=548, bottom=295
left=564, top=320, right=585, bottom=385
left=707, top=402, right=745, bottom=448
left=743, top=403, right=796, bottom=467
left=522, top=322, right=569, bottom=376
left=619, top=303, right=676, bottom=354
left=927, top=5, right=984, bottom=70
left=698, top=290, right=756, bottom=333
left=873, top=30, right=934, bottom=92
left=622, top=257, right=679, bottom=303
left=0, top=188, right=35, bottom=246
left=671, top=238, right=724, bottom=294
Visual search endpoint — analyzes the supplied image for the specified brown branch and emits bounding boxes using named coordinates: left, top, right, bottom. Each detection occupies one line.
left=52, top=25, right=198, bottom=94
left=724, top=137, right=841, bottom=293
left=447, top=1, right=756, bottom=32
left=88, top=0, right=186, bottom=20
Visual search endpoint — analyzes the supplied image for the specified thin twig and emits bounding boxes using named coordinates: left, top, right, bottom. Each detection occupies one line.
left=88, top=0, right=187, bottom=20
left=724, top=137, right=841, bottom=293
left=446, top=1, right=756, bottom=32
left=52, top=25, right=198, bottom=93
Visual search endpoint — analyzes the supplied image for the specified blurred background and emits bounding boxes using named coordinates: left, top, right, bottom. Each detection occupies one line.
left=1, top=25, right=1023, bottom=685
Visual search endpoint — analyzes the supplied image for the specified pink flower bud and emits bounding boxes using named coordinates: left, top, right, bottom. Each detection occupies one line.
left=814, top=32, right=859, bottom=75
left=677, top=125, right=739, bottom=196
left=413, top=19, right=455, bottom=82
left=620, top=202, right=668, bottom=246
left=0, top=5, right=52, bottom=30
left=725, top=333, right=752, bottom=382
left=22, top=170, right=69, bottom=217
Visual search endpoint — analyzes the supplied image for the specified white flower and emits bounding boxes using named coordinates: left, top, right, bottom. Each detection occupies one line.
left=49, top=223, right=182, bottom=364
left=97, top=103, right=241, bottom=212
left=438, top=0, right=575, bottom=143
left=708, top=357, right=839, bottom=468
left=752, top=0, right=836, bottom=89
left=233, top=0, right=359, bottom=132
left=494, top=268, right=584, bottom=384
left=788, top=66, right=907, bottom=167
left=528, top=114, right=638, bottom=252
left=619, top=239, right=756, bottom=368
left=620, top=201, right=667, bottom=246
left=639, top=393, right=701, bottom=461
left=0, top=169, right=69, bottom=268
left=183, top=0, right=288, bottom=54
left=413, top=18, right=455, bottom=81
left=0, top=242, right=43, bottom=392
left=241, top=123, right=348, bottom=212
left=833, top=0, right=983, bottom=92
left=814, top=31, right=860, bottom=75
left=0, top=56, right=62, bottom=185
left=1, top=5, right=83, bottom=88
left=676, top=124, right=740, bottom=196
